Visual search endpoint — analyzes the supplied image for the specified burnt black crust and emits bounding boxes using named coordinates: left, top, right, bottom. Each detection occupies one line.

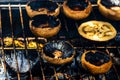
left=31, top=15, right=60, bottom=28
left=85, top=51, right=110, bottom=66
left=101, top=0, right=120, bottom=8
left=66, top=0, right=89, bottom=10
left=43, top=40, right=74, bottom=59
left=28, top=0, right=58, bottom=12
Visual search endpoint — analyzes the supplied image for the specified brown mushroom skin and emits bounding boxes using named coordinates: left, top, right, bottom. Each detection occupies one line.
left=81, top=50, right=112, bottom=74
left=30, top=20, right=61, bottom=38
left=41, top=41, right=75, bottom=65
left=25, top=1, right=60, bottom=18
left=63, top=0, right=92, bottom=20
left=29, top=15, right=61, bottom=38
left=97, top=0, right=120, bottom=20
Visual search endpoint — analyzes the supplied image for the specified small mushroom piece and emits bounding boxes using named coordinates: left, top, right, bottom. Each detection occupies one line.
left=3, top=37, right=13, bottom=46
left=28, top=41, right=37, bottom=48
left=14, top=40, right=25, bottom=48
left=53, top=50, right=63, bottom=58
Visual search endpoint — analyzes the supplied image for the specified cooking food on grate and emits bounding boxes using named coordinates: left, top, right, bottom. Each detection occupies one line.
left=3, top=37, right=25, bottom=47
left=25, top=0, right=60, bottom=18
left=97, top=0, right=120, bottom=20
left=28, top=41, right=43, bottom=48
left=62, top=0, right=92, bottom=20
left=3, top=37, right=44, bottom=48
left=29, top=15, right=61, bottom=38
left=78, top=20, right=117, bottom=41
left=3, top=37, right=13, bottom=47
left=81, top=50, right=112, bottom=74
left=14, top=40, right=25, bottom=48
left=5, top=50, right=39, bottom=73
left=50, top=73, right=72, bottom=80
left=41, top=40, right=75, bottom=65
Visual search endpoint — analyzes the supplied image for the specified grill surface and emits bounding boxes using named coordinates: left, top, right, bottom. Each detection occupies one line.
left=0, top=0, right=120, bottom=80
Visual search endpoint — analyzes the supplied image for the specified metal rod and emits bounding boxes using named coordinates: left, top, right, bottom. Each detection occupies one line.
left=36, top=37, right=46, bottom=80
left=0, top=46, right=118, bottom=50
left=53, top=67, right=58, bottom=80
left=8, top=4, right=20, bottom=80
left=19, top=4, right=33, bottom=80
left=0, top=4, right=98, bottom=8
left=0, top=4, right=26, bottom=7
left=0, top=7, right=8, bottom=80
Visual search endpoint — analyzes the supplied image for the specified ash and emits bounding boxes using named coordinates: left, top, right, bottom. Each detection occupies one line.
left=5, top=50, right=36, bottom=73
left=0, top=53, right=6, bottom=80
left=110, top=0, right=120, bottom=6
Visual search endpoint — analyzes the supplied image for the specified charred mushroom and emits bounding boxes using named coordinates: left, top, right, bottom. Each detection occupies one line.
left=26, top=0, right=60, bottom=17
left=81, top=50, right=112, bottom=74
left=97, top=0, right=120, bottom=20
left=41, top=40, right=75, bottom=65
left=63, top=0, right=92, bottom=20
left=29, top=14, right=61, bottom=38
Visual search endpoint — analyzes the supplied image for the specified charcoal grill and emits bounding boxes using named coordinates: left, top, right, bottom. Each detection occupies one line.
left=0, top=0, right=120, bottom=80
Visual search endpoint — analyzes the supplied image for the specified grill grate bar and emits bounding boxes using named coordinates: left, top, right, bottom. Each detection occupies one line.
left=0, top=4, right=26, bottom=8
left=0, top=46, right=118, bottom=50
left=0, top=2, right=119, bottom=80
left=19, top=4, right=33, bottom=80
left=8, top=4, right=21, bottom=80
left=0, top=7, right=8, bottom=80
left=35, top=37, right=46, bottom=80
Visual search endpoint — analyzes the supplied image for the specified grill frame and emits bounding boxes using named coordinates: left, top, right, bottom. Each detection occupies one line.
left=0, top=1, right=119, bottom=80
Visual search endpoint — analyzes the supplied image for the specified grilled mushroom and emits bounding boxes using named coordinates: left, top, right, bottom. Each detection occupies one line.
left=26, top=0, right=60, bottom=17
left=63, top=0, right=92, bottom=20
left=41, top=40, right=75, bottom=65
left=81, top=50, right=112, bottom=74
left=97, top=0, right=120, bottom=20
left=29, top=15, right=61, bottom=38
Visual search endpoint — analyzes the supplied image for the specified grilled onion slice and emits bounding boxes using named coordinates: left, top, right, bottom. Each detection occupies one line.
left=78, top=21, right=117, bottom=41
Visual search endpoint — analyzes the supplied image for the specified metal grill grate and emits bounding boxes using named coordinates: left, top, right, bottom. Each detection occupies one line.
left=0, top=1, right=120, bottom=80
